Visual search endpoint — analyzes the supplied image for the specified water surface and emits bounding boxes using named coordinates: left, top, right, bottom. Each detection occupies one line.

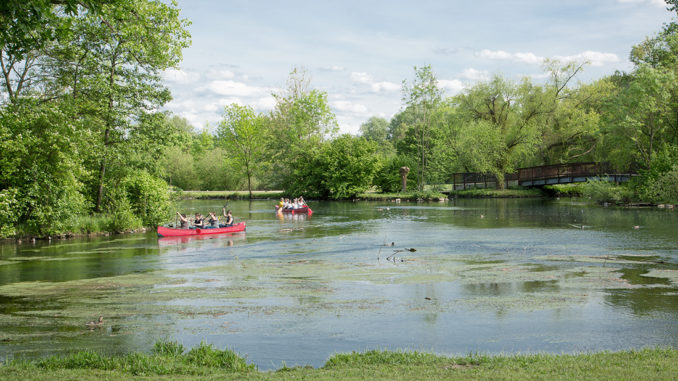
left=1, top=198, right=677, bottom=369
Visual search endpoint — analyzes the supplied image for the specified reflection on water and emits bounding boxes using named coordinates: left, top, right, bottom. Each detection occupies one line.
left=0, top=198, right=677, bottom=369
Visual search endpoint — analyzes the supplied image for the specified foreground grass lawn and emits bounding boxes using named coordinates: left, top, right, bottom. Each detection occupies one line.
left=1, top=343, right=676, bottom=380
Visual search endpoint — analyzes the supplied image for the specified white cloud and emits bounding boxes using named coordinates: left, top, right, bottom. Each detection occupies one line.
left=350, top=72, right=372, bottom=83
left=162, top=69, right=201, bottom=84
left=199, top=80, right=272, bottom=97
left=553, top=51, right=620, bottom=66
left=438, top=79, right=465, bottom=94
left=214, top=98, right=243, bottom=109
left=371, top=81, right=400, bottom=92
left=478, top=49, right=620, bottom=67
left=478, top=49, right=544, bottom=64
left=332, top=100, right=369, bottom=114
left=351, top=72, right=400, bottom=93
left=336, top=115, right=363, bottom=135
left=206, top=68, right=235, bottom=79
left=256, top=96, right=277, bottom=110
left=460, top=68, right=490, bottom=81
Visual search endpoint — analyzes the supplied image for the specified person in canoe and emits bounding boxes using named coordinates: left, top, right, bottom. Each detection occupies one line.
left=176, top=212, right=189, bottom=228
left=192, top=213, right=204, bottom=228
left=221, top=208, right=234, bottom=227
left=207, top=211, right=219, bottom=228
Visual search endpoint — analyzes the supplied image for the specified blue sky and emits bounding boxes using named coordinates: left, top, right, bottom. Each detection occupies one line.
left=163, top=0, right=674, bottom=134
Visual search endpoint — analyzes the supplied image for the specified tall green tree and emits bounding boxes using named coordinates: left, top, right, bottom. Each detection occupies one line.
left=606, top=65, right=675, bottom=171
left=268, top=67, right=337, bottom=191
left=532, top=60, right=611, bottom=165
left=217, top=104, right=269, bottom=198
left=73, top=1, right=190, bottom=211
left=454, top=75, right=543, bottom=188
left=401, top=65, right=443, bottom=190
left=0, top=100, right=87, bottom=236
left=360, top=116, right=394, bottom=157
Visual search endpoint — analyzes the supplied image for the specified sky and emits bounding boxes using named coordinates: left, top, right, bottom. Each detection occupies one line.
left=162, top=0, right=675, bottom=134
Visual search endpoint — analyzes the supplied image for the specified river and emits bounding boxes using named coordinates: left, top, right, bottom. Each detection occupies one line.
left=1, top=198, right=677, bottom=369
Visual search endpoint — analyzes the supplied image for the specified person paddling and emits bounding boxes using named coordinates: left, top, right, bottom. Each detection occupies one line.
left=176, top=212, right=189, bottom=228
left=222, top=208, right=234, bottom=227
left=207, top=211, right=219, bottom=228
left=192, top=213, right=204, bottom=228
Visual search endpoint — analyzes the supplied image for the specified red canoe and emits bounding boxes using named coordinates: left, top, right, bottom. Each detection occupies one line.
left=157, top=222, right=246, bottom=237
left=275, top=206, right=313, bottom=215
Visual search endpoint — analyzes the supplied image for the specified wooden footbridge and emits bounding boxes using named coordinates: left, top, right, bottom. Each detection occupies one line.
left=451, top=162, right=636, bottom=190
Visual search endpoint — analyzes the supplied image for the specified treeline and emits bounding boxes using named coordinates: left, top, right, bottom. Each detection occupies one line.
left=2, top=1, right=678, bottom=238
left=168, top=2, right=678, bottom=204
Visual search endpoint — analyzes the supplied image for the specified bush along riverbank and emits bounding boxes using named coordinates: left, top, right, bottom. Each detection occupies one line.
left=550, top=180, right=677, bottom=208
left=0, top=342, right=676, bottom=380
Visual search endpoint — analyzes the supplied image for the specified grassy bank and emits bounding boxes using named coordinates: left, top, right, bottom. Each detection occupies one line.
left=1, top=343, right=676, bottom=380
left=358, top=190, right=448, bottom=201
left=8, top=214, right=148, bottom=241
left=176, top=190, right=284, bottom=200
left=449, top=188, right=544, bottom=198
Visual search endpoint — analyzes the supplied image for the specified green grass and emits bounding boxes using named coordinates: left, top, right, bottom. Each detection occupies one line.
left=1, top=343, right=676, bottom=380
left=449, top=188, right=544, bottom=198
left=359, top=190, right=448, bottom=201
left=176, top=190, right=283, bottom=200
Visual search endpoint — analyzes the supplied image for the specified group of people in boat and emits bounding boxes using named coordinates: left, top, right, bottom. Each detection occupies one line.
left=277, top=196, right=307, bottom=212
left=176, top=208, right=234, bottom=229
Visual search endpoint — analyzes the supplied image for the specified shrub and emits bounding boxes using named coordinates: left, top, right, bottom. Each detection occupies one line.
left=0, top=188, right=21, bottom=238
left=644, top=164, right=678, bottom=204
left=373, top=155, right=418, bottom=193
left=410, top=190, right=447, bottom=201
left=120, top=170, right=172, bottom=226
left=104, top=186, right=142, bottom=232
left=582, top=179, right=634, bottom=204
left=543, top=183, right=584, bottom=197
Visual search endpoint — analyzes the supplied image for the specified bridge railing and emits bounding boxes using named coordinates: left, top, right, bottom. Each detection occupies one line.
left=451, top=172, right=518, bottom=190
left=451, top=162, right=633, bottom=190
left=518, top=162, right=611, bottom=184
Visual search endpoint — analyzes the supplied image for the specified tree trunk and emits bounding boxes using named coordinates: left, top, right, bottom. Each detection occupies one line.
left=96, top=55, right=117, bottom=212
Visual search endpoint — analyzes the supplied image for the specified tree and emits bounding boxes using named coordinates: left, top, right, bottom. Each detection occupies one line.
left=22, top=0, right=191, bottom=211
left=454, top=75, right=543, bottom=188
left=607, top=65, right=675, bottom=171
left=0, top=100, right=87, bottom=236
left=287, top=135, right=380, bottom=199
left=268, top=67, right=338, bottom=191
left=401, top=65, right=443, bottom=190
left=533, top=60, right=611, bottom=165
left=360, top=116, right=388, bottom=142
left=217, top=104, right=269, bottom=198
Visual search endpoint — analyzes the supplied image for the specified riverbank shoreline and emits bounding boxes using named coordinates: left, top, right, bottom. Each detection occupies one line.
left=1, top=345, right=675, bottom=380
left=0, top=227, right=149, bottom=244
left=3, top=190, right=672, bottom=242
left=176, top=190, right=284, bottom=200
